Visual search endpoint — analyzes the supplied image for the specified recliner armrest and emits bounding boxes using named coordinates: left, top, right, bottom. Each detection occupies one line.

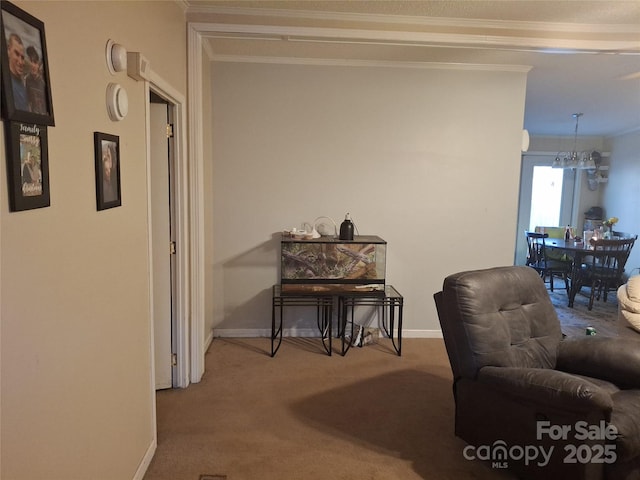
left=479, top=366, right=613, bottom=412
left=557, top=337, right=640, bottom=389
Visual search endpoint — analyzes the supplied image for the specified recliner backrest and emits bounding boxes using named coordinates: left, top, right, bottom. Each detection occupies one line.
left=435, top=266, right=563, bottom=380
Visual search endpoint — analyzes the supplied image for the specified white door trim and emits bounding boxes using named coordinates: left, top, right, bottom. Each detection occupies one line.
left=187, top=26, right=206, bottom=384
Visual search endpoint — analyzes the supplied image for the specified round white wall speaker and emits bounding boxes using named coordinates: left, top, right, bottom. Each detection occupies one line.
left=106, top=83, right=128, bottom=121
left=106, top=39, right=127, bottom=74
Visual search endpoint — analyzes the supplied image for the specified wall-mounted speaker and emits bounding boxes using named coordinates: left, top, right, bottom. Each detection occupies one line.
left=106, top=39, right=127, bottom=74
left=106, top=83, right=128, bottom=121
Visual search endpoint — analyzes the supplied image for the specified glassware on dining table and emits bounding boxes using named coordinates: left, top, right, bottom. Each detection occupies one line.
left=566, top=226, right=576, bottom=240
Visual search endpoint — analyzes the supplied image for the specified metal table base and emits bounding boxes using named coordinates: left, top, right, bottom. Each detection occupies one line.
left=271, top=285, right=333, bottom=357
left=339, top=285, right=403, bottom=356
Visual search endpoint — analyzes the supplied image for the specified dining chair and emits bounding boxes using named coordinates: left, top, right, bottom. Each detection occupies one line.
left=534, top=226, right=565, bottom=239
left=524, top=231, right=571, bottom=294
left=612, top=231, right=638, bottom=240
left=574, top=237, right=636, bottom=310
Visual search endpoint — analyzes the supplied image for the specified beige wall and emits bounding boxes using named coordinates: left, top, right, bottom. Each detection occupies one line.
left=603, top=130, right=640, bottom=274
left=209, top=61, right=527, bottom=336
left=1, top=1, right=186, bottom=478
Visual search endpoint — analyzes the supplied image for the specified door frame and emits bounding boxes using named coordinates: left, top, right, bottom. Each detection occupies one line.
left=145, top=72, right=190, bottom=388
left=187, top=25, right=206, bottom=384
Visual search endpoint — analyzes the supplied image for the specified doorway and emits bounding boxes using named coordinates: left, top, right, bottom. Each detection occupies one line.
left=143, top=71, right=191, bottom=389
left=149, top=93, right=176, bottom=389
left=515, top=154, right=577, bottom=265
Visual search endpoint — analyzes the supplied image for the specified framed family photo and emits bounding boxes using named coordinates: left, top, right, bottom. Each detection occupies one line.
left=0, top=1, right=55, bottom=125
left=4, top=121, right=50, bottom=211
left=94, top=132, right=121, bottom=211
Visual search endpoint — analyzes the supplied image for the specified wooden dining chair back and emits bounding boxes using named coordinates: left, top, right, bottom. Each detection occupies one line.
left=576, top=237, right=636, bottom=310
left=612, top=232, right=639, bottom=241
left=534, top=226, right=565, bottom=239
left=524, top=231, right=571, bottom=294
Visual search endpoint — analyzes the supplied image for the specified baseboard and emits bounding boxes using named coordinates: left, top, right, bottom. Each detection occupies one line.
left=204, top=329, right=214, bottom=352
left=213, top=328, right=443, bottom=338
left=132, top=438, right=156, bottom=480
left=402, top=329, right=443, bottom=338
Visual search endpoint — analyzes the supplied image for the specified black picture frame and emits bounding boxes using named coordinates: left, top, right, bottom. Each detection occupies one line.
left=4, top=121, right=50, bottom=211
left=0, top=1, right=55, bottom=125
left=94, top=132, right=121, bottom=211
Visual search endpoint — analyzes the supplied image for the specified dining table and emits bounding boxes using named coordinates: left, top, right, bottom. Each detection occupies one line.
left=541, top=237, right=597, bottom=308
left=542, top=236, right=635, bottom=308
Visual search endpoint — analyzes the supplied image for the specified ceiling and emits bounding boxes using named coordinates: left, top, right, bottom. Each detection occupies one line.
left=184, top=1, right=640, bottom=137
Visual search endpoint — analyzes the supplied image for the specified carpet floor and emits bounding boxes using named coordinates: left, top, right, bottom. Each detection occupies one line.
left=144, top=338, right=517, bottom=480
left=143, top=282, right=638, bottom=480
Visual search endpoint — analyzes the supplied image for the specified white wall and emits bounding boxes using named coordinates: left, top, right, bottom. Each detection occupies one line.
left=209, top=61, right=527, bottom=336
left=0, top=1, right=186, bottom=478
left=603, top=130, right=640, bottom=275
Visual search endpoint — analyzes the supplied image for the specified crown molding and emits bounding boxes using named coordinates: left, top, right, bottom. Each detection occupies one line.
left=174, top=0, right=189, bottom=14
left=201, top=38, right=215, bottom=61
left=191, top=22, right=640, bottom=54
left=611, top=125, right=640, bottom=137
left=186, top=6, right=640, bottom=35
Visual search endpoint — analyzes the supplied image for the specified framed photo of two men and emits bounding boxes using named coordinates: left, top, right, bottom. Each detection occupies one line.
left=1, top=1, right=55, bottom=126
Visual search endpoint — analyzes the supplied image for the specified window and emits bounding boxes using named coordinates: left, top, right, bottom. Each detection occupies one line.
left=515, top=155, right=576, bottom=265
left=529, top=166, right=564, bottom=230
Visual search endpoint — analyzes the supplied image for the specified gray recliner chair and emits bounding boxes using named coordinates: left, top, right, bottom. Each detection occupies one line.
left=434, top=265, right=640, bottom=480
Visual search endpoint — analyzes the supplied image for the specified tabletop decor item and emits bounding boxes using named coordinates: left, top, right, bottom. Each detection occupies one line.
left=603, top=216, right=619, bottom=237
left=339, top=212, right=354, bottom=241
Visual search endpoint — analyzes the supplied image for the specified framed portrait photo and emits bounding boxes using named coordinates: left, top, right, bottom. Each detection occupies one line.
left=0, top=1, right=55, bottom=125
left=4, top=121, right=50, bottom=211
left=94, top=132, right=121, bottom=211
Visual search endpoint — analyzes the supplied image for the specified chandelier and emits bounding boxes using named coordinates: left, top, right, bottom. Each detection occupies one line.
left=552, top=113, right=600, bottom=170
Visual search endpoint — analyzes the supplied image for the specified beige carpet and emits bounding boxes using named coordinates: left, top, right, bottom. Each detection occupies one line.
left=144, top=338, right=516, bottom=480
left=143, top=285, right=638, bottom=480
